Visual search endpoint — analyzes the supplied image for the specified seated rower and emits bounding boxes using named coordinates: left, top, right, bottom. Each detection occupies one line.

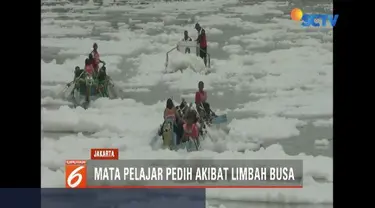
left=176, top=98, right=187, bottom=116
left=188, top=108, right=199, bottom=124
left=72, top=66, right=86, bottom=89
left=164, top=98, right=181, bottom=121
left=182, top=110, right=199, bottom=143
left=158, top=99, right=182, bottom=137
left=195, top=81, right=216, bottom=121
left=96, top=66, right=108, bottom=97
left=74, top=66, right=85, bottom=79
left=97, top=66, right=107, bottom=82
left=69, top=66, right=85, bottom=95
left=83, top=59, right=95, bottom=102
left=84, top=58, right=94, bottom=77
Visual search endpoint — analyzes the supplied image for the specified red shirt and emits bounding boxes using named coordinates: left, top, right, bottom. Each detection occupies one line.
left=164, top=108, right=176, bottom=121
left=199, top=29, right=207, bottom=48
left=91, top=50, right=100, bottom=67
left=183, top=123, right=198, bottom=139
left=85, top=64, right=94, bottom=75
left=195, top=90, right=207, bottom=104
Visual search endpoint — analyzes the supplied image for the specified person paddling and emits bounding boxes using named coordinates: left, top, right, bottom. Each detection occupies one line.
left=158, top=99, right=182, bottom=139
left=84, top=58, right=94, bottom=76
left=182, top=111, right=199, bottom=141
left=164, top=98, right=180, bottom=121
left=195, top=81, right=215, bottom=120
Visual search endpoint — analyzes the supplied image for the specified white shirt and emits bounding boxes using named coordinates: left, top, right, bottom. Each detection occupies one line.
left=181, top=37, right=192, bottom=41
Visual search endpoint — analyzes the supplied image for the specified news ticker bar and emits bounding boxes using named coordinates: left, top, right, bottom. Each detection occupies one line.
left=66, top=149, right=303, bottom=189
left=75, top=185, right=303, bottom=189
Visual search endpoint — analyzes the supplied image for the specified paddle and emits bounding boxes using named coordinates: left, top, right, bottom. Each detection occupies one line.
left=57, top=81, right=74, bottom=98
left=198, top=103, right=227, bottom=124
left=101, top=62, right=127, bottom=99
left=190, top=137, right=199, bottom=151
left=57, top=71, right=85, bottom=99
left=65, top=71, right=85, bottom=98
left=95, top=63, right=121, bottom=99
left=211, top=114, right=227, bottom=124
left=107, top=77, right=121, bottom=98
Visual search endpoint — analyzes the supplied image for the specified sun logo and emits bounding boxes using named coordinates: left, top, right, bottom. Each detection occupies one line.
left=290, top=8, right=303, bottom=21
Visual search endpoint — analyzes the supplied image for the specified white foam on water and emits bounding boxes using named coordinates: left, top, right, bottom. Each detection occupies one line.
left=41, top=97, right=71, bottom=106
left=222, top=45, right=243, bottom=54
left=225, top=2, right=286, bottom=16
left=235, top=89, right=332, bottom=117
left=41, top=55, right=122, bottom=84
left=207, top=175, right=332, bottom=204
left=227, top=117, right=306, bottom=141
left=314, top=139, right=331, bottom=146
left=313, top=118, right=333, bottom=127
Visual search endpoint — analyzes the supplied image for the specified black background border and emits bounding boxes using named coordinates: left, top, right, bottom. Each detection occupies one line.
left=1, top=0, right=363, bottom=207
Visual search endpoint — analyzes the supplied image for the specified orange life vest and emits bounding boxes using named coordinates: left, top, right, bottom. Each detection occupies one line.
left=183, top=123, right=198, bottom=139
left=165, top=108, right=176, bottom=121
left=85, top=64, right=94, bottom=75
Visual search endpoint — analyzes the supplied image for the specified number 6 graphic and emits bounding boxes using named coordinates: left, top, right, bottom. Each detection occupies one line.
left=67, top=166, right=84, bottom=188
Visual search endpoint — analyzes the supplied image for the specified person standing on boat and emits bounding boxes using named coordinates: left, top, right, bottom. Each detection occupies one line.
left=195, top=23, right=208, bottom=67
left=182, top=30, right=192, bottom=54
left=91, top=43, right=105, bottom=74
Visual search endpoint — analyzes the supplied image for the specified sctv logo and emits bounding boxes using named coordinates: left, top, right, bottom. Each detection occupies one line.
left=290, top=8, right=339, bottom=27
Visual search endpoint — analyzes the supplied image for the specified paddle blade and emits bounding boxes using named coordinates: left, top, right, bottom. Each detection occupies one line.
left=212, top=114, right=227, bottom=124
left=64, top=84, right=75, bottom=98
